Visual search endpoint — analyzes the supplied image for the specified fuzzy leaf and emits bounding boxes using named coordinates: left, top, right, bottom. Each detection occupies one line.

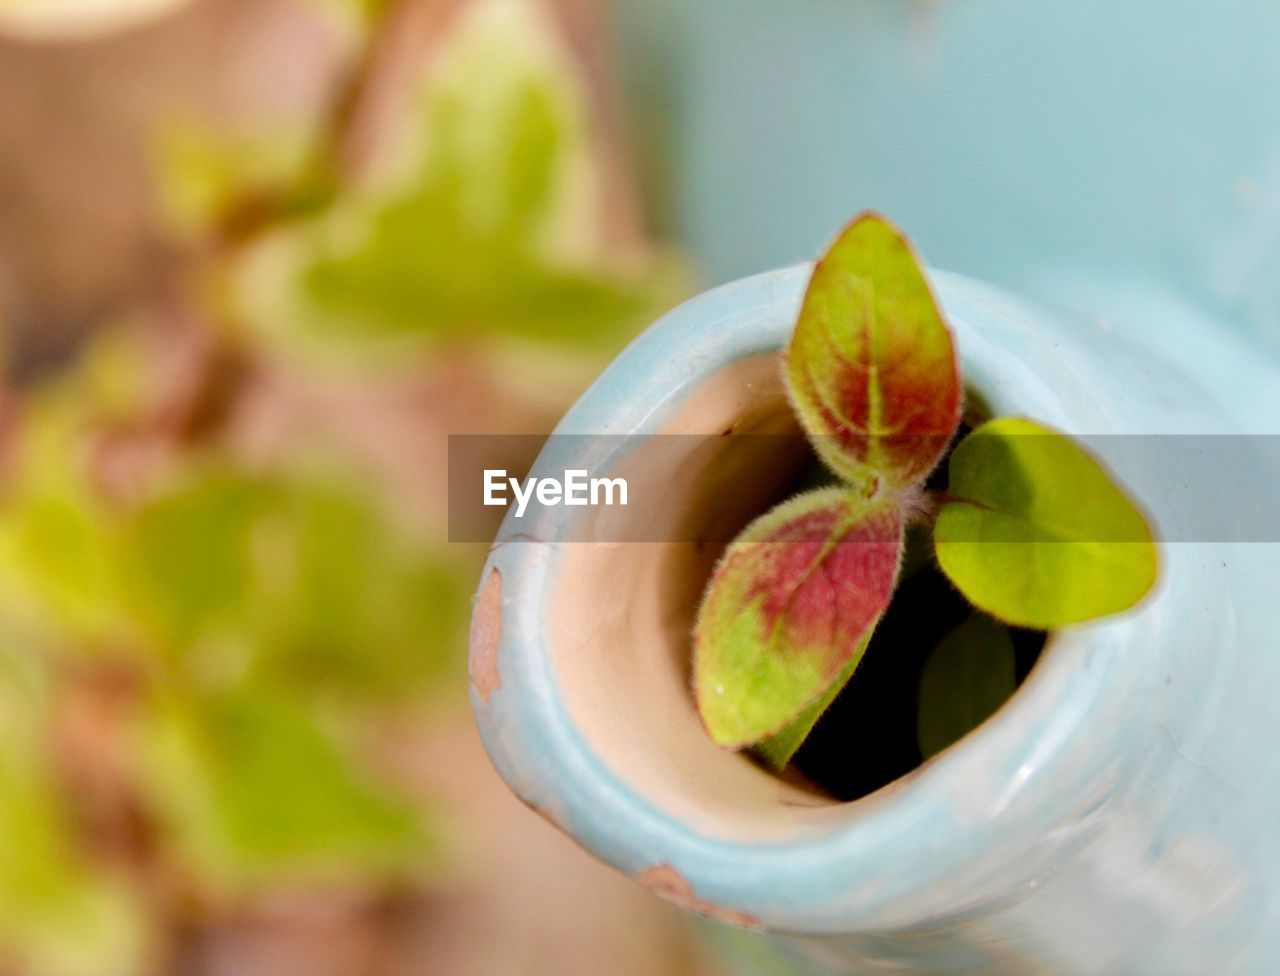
left=786, top=212, right=961, bottom=491
left=755, top=633, right=867, bottom=769
left=694, top=488, right=903, bottom=748
left=916, top=615, right=1017, bottom=758
left=935, top=418, right=1158, bottom=628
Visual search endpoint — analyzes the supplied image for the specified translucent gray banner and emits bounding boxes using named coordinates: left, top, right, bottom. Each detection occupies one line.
left=448, top=434, right=1280, bottom=544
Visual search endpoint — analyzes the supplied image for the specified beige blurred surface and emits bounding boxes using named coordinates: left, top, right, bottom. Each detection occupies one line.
left=0, top=0, right=343, bottom=373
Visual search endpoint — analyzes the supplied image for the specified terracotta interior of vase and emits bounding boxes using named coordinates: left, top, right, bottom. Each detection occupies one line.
left=549, top=353, right=1044, bottom=843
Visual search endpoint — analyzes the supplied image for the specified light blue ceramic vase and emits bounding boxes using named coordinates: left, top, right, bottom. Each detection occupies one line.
left=469, top=262, right=1280, bottom=975
left=471, top=3, right=1280, bottom=973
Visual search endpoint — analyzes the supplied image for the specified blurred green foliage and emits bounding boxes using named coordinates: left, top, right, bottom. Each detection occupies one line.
left=301, top=9, right=654, bottom=348
left=143, top=686, right=428, bottom=888
left=0, top=0, right=678, bottom=971
left=0, top=647, right=146, bottom=976
left=0, top=334, right=459, bottom=974
left=154, top=123, right=322, bottom=237
left=238, top=0, right=677, bottom=360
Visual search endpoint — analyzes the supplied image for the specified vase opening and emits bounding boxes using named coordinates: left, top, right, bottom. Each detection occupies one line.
left=547, top=353, right=1050, bottom=841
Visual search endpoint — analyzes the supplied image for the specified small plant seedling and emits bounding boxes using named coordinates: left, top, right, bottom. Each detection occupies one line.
left=693, top=212, right=1158, bottom=767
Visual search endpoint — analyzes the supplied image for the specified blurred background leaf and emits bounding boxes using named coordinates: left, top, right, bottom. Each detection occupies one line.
left=0, top=645, right=147, bottom=976
left=233, top=0, right=681, bottom=361
left=154, top=124, right=322, bottom=239
left=139, top=686, right=430, bottom=888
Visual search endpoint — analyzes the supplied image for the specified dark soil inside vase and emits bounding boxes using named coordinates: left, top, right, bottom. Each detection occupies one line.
left=784, top=560, right=1047, bottom=802
left=781, top=420, right=1048, bottom=802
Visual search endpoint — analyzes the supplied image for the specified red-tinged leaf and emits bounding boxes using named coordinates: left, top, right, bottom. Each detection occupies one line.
left=786, top=212, right=962, bottom=491
left=693, top=487, right=904, bottom=748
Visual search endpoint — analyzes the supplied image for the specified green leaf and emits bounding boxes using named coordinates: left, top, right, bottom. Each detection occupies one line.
left=113, top=462, right=465, bottom=695
left=786, top=212, right=961, bottom=491
left=247, top=472, right=467, bottom=697
left=278, top=0, right=676, bottom=355
left=0, top=381, right=137, bottom=647
left=755, top=633, right=867, bottom=769
left=0, top=756, right=147, bottom=976
left=140, top=687, right=431, bottom=887
left=123, top=471, right=268, bottom=652
left=694, top=488, right=903, bottom=749
left=916, top=615, right=1017, bottom=758
left=0, top=649, right=146, bottom=976
left=153, top=121, right=319, bottom=236
left=935, top=417, right=1158, bottom=628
